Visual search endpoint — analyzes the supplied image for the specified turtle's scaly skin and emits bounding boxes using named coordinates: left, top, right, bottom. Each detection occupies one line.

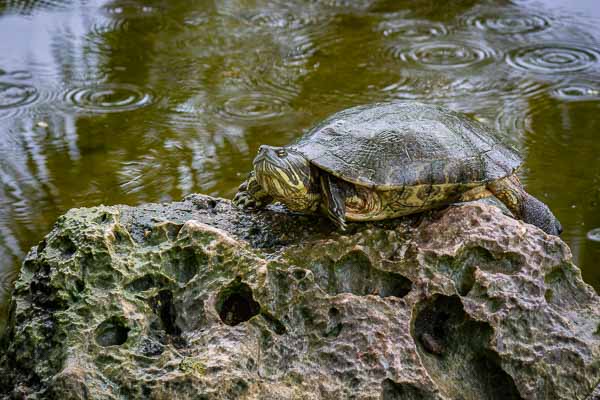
left=234, top=102, right=562, bottom=235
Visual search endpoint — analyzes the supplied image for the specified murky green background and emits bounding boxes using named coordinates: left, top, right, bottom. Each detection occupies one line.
left=0, top=0, right=599, bottom=319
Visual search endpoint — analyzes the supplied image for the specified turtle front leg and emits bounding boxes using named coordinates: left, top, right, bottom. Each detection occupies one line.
left=319, top=173, right=348, bottom=231
left=487, top=175, right=562, bottom=236
left=233, top=171, right=273, bottom=209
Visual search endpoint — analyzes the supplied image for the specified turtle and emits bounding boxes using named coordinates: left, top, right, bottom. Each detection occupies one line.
left=233, top=102, right=562, bottom=236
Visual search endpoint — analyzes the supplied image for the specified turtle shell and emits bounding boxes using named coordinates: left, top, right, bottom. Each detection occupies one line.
left=290, top=102, right=522, bottom=189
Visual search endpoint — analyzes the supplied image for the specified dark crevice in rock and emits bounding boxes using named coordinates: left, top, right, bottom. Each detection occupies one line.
left=96, top=212, right=116, bottom=225
left=216, top=279, right=260, bottom=326
left=323, top=307, right=342, bottom=338
left=457, top=265, right=476, bottom=296
left=260, top=311, right=286, bottom=335
left=28, top=264, right=67, bottom=311
left=95, top=316, right=130, bottom=347
left=310, top=250, right=412, bottom=298
left=125, top=273, right=172, bottom=292
left=52, top=235, right=77, bottom=259
left=74, top=278, right=85, bottom=293
left=150, top=290, right=181, bottom=336
left=413, top=295, right=522, bottom=400
left=381, top=378, right=436, bottom=400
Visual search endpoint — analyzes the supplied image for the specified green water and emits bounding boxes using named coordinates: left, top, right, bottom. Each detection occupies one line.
left=0, top=0, right=599, bottom=316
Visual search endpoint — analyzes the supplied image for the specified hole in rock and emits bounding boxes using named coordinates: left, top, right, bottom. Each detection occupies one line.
left=413, top=295, right=522, bottom=399
left=53, top=235, right=77, bottom=259
left=292, top=268, right=307, bottom=280
left=150, top=289, right=181, bottom=335
left=95, top=316, right=130, bottom=347
left=216, top=279, right=260, bottom=326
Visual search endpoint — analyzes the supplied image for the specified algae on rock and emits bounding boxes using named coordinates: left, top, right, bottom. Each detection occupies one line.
left=1, top=194, right=599, bottom=399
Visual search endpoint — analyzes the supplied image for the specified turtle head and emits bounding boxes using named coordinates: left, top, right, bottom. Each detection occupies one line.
left=253, top=145, right=317, bottom=211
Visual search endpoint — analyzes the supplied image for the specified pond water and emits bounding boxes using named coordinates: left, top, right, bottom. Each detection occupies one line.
left=0, top=0, right=599, bottom=320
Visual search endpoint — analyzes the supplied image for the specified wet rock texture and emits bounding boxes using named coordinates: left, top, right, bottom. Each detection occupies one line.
left=1, top=194, right=599, bottom=399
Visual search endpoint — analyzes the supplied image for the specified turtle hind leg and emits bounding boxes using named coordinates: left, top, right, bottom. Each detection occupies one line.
left=487, top=175, right=562, bottom=236
left=520, top=193, right=563, bottom=235
left=233, top=171, right=273, bottom=209
left=319, top=173, right=347, bottom=231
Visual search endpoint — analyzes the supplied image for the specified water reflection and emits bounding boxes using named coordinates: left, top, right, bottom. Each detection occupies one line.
left=0, top=0, right=599, bottom=327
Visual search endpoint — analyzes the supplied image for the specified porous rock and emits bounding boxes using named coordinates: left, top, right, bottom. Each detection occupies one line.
left=0, top=194, right=599, bottom=399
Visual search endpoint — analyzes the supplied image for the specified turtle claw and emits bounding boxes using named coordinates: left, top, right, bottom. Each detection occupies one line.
left=233, top=191, right=253, bottom=209
left=233, top=190, right=265, bottom=210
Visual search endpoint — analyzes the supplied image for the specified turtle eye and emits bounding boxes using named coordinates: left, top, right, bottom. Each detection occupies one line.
left=276, top=149, right=287, bottom=158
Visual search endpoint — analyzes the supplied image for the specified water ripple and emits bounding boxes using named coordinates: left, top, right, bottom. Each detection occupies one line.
left=62, top=83, right=154, bottom=113
left=551, top=83, right=600, bottom=101
left=495, top=106, right=534, bottom=138
left=9, top=70, right=33, bottom=80
left=462, top=13, right=550, bottom=34
left=506, top=44, right=600, bottom=73
left=379, top=20, right=448, bottom=41
left=0, top=82, right=39, bottom=109
left=214, top=93, right=291, bottom=123
left=0, top=82, right=39, bottom=120
left=86, top=19, right=131, bottom=56
left=495, top=94, right=555, bottom=138
left=241, top=61, right=303, bottom=101
left=392, top=41, right=498, bottom=70
left=380, top=75, right=441, bottom=100
left=450, top=77, right=546, bottom=99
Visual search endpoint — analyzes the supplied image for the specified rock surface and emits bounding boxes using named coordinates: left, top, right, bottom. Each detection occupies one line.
left=1, top=194, right=599, bottom=399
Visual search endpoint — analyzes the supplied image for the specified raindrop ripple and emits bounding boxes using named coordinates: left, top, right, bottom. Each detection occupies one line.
left=392, top=41, right=497, bottom=70
left=379, top=20, right=448, bottom=41
left=463, top=13, right=550, bottom=34
left=506, top=44, right=600, bottom=73
left=551, top=83, right=600, bottom=101
left=63, top=83, right=154, bottom=113
left=0, top=82, right=39, bottom=120
left=215, top=94, right=290, bottom=122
